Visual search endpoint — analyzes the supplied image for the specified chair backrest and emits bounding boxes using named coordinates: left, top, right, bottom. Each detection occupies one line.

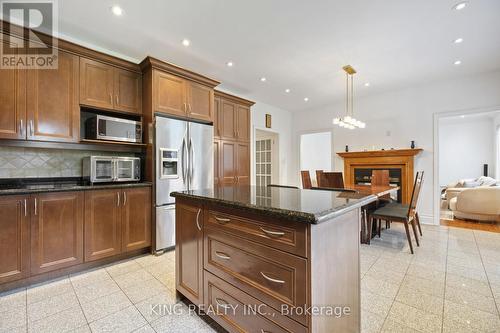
left=371, top=170, right=390, bottom=187
left=268, top=184, right=299, bottom=189
left=301, top=171, right=312, bottom=189
left=322, top=172, right=344, bottom=188
left=407, top=171, right=424, bottom=219
left=315, top=170, right=324, bottom=187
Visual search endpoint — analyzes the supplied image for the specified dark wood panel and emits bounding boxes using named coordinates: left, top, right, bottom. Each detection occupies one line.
left=79, top=57, right=114, bottom=110
left=84, top=189, right=122, bottom=261
left=236, top=105, right=250, bottom=142
left=204, top=271, right=308, bottom=333
left=187, top=81, right=213, bottom=122
left=175, top=200, right=203, bottom=305
left=27, top=50, right=79, bottom=142
left=153, top=70, right=186, bottom=117
left=220, top=100, right=236, bottom=141
left=114, top=68, right=142, bottom=115
left=0, top=195, right=29, bottom=284
left=206, top=209, right=307, bottom=257
left=204, top=230, right=308, bottom=325
left=121, top=187, right=151, bottom=252
left=236, top=142, right=250, bottom=185
left=220, top=140, right=236, bottom=185
left=0, top=34, right=26, bottom=139
left=30, top=192, right=84, bottom=275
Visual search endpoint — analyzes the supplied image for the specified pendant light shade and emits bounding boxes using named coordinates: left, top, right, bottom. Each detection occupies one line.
left=333, top=65, right=366, bottom=129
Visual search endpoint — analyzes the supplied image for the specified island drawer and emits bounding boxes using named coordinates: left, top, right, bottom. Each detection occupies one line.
left=204, top=229, right=308, bottom=326
left=204, top=271, right=308, bottom=333
left=206, top=209, right=308, bottom=258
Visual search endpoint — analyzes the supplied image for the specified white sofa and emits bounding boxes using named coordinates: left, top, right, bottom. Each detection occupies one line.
left=445, top=176, right=499, bottom=205
left=449, top=187, right=500, bottom=222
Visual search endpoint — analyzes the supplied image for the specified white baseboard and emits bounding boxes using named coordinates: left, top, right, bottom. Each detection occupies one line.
left=419, top=214, right=437, bottom=225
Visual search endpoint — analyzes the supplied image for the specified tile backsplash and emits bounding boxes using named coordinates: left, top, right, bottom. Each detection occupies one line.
left=0, top=147, right=136, bottom=179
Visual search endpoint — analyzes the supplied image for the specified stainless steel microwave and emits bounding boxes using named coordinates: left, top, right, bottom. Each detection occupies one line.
left=83, top=156, right=141, bottom=183
left=85, top=115, right=142, bottom=143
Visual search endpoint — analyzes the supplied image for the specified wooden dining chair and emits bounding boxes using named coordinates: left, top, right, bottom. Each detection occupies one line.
left=371, top=169, right=391, bottom=229
left=301, top=171, right=312, bottom=189
left=367, top=171, right=424, bottom=254
left=315, top=170, right=324, bottom=187
left=322, top=172, right=345, bottom=188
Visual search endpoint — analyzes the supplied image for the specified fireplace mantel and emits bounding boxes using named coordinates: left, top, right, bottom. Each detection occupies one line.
left=337, top=149, right=423, bottom=204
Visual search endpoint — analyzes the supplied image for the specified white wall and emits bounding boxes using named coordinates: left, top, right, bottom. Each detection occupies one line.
left=495, top=114, right=500, bottom=179
left=291, top=70, right=500, bottom=224
left=300, top=132, right=332, bottom=185
left=439, top=116, right=495, bottom=186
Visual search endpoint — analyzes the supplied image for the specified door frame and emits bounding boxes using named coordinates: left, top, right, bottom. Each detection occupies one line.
left=433, top=105, right=500, bottom=226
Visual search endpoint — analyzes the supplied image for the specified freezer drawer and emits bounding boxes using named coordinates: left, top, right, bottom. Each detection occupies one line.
left=156, top=205, right=176, bottom=252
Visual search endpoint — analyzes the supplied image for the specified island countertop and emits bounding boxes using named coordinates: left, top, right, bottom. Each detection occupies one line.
left=171, top=185, right=377, bottom=224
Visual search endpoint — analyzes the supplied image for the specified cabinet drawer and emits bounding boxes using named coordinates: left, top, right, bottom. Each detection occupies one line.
left=204, top=229, right=308, bottom=325
left=204, top=271, right=307, bottom=333
left=207, top=210, right=307, bottom=258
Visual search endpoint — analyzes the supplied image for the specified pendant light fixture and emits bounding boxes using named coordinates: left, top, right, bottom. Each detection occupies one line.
left=333, top=65, right=366, bottom=129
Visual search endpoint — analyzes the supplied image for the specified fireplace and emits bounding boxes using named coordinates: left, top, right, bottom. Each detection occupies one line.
left=354, top=168, right=402, bottom=202
left=337, top=149, right=422, bottom=204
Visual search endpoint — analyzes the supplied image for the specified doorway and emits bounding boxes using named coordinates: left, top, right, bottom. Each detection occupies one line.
left=300, top=131, right=332, bottom=186
left=255, top=129, right=279, bottom=187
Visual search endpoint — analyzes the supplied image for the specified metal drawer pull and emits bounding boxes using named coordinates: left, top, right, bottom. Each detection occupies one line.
left=261, top=330, right=271, bottom=333
left=117, top=192, right=120, bottom=207
left=215, top=298, right=231, bottom=309
left=214, top=216, right=230, bottom=224
left=196, top=208, right=202, bottom=231
left=123, top=192, right=127, bottom=206
left=260, top=227, right=285, bottom=237
left=24, top=199, right=27, bottom=217
left=34, top=198, right=37, bottom=216
left=214, top=251, right=231, bottom=260
left=260, top=272, right=285, bottom=284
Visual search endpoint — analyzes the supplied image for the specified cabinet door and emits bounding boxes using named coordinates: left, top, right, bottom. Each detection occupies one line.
left=236, top=105, right=250, bottom=142
left=213, top=97, right=221, bottom=138
left=121, top=187, right=151, bottom=252
left=176, top=201, right=203, bottom=305
left=84, top=190, right=122, bottom=262
left=0, top=195, right=29, bottom=284
left=30, top=192, right=84, bottom=275
left=27, top=50, right=79, bottom=142
left=214, top=140, right=220, bottom=186
left=79, top=57, right=114, bottom=110
left=114, top=68, right=142, bottom=115
left=236, top=142, right=250, bottom=185
left=0, top=35, right=26, bottom=140
left=220, top=99, right=237, bottom=140
left=186, top=81, right=213, bottom=122
left=220, top=140, right=237, bottom=184
left=153, top=70, right=186, bottom=117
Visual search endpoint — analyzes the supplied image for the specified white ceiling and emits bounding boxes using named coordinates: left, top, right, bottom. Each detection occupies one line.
left=57, top=0, right=500, bottom=112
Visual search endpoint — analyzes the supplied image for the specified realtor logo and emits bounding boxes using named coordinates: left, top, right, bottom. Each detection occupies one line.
left=1, top=0, right=58, bottom=69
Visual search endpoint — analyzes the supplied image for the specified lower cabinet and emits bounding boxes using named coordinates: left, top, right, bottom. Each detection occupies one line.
left=175, top=200, right=204, bottom=305
left=31, top=192, right=84, bottom=275
left=0, top=195, right=29, bottom=284
left=121, top=187, right=152, bottom=252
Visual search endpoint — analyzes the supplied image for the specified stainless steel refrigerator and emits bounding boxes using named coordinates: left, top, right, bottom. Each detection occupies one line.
left=155, top=115, right=213, bottom=252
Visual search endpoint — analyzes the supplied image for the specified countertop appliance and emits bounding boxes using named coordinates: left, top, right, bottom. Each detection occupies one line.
left=83, top=156, right=141, bottom=183
left=85, top=114, right=142, bottom=143
left=155, top=115, right=213, bottom=252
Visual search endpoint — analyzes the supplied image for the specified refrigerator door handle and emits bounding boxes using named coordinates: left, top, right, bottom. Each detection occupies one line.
left=181, top=137, right=186, bottom=184
left=189, top=137, right=195, bottom=184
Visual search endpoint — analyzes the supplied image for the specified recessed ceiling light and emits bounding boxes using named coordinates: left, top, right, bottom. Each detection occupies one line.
left=454, top=60, right=462, bottom=65
left=364, top=82, right=370, bottom=87
left=226, top=61, right=233, bottom=67
left=285, top=89, right=291, bottom=93
left=453, top=2, right=467, bottom=10
left=453, top=38, right=464, bottom=44
left=111, top=5, right=123, bottom=16
left=304, top=97, right=309, bottom=102
left=460, top=115, right=465, bottom=118
left=260, top=77, right=267, bottom=82
left=182, top=39, right=191, bottom=47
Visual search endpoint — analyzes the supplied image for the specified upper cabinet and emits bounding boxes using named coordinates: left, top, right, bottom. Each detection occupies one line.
left=80, top=58, right=142, bottom=115
left=236, top=105, right=250, bottom=142
left=141, top=57, right=219, bottom=123
left=27, top=50, right=80, bottom=142
left=214, top=91, right=254, bottom=142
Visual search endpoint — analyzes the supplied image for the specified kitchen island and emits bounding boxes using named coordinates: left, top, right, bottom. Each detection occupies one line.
left=172, top=185, right=378, bottom=333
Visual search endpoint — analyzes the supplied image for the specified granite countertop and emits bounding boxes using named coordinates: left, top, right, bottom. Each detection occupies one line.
left=0, top=177, right=152, bottom=196
left=171, top=185, right=377, bottom=224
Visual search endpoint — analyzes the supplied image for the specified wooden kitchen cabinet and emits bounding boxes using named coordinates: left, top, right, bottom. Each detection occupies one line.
left=236, top=142, right=250, bottom=185
left=219, top=99, right=237, bottom=140
left=213, top=96, right=221, bottom=138
left=26, top=50, right=80, bottom=142
left=80, top=57, right=142, bottom=115
left=84, top=189, right=122, bottom=261
left=30, top=192, right=84, bottom=275
left=0, top=34, right=26, bottom=140
left=176, top=200, right=204, bottom=305
left=0, top=195, right=29, bottom=284
left=214, top=140, right=220, bottom=186
left=220, top=140, right=237, bottom=185
left=236, top=105, right=250, bottom=142
left=186, top=81, right=213, bottom=122
left=153, top=70, right=186, bottom=118
left=121, top=187, right=151, bottom=252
